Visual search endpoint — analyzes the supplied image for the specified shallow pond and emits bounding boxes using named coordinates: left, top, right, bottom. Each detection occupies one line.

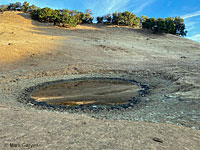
left=31, top=79, right=141, bottom=107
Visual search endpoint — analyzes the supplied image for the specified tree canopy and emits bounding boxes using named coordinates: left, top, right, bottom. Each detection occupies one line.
left=142, top=17, right=187, bottom=36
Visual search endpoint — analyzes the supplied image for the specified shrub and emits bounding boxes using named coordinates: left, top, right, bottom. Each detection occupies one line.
left=0, top=5, right=8, bottom=13
left=104, top=14, right=112, bottom=24
left=97, top=16, right=104, bottom=23
left=38, top=7, right=54, bottom=22
left=82, top=9, right=93, bottom=23
left=141, top=15, right=148, bottom=22
left=21, top=1, right=29, bottom=12
left=28, top=5, right=39, bottom=13
left=60, top=9, right=78, bottom=27
left=174, top=17, right=187, bottom=36
left=75, top=12, right=85, bottom=24
left=30, top=7, right=93, bottom=27
left=112, top=11, right=119, bottom=25
left=165, top=17, right=175, bottom=34
left=97, top=11, right=140, bottom=27
left=156, top=18, right=167, bottom=33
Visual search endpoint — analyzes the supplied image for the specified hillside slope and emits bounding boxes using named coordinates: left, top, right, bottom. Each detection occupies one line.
left=0, top=12, right=200, bottom=150
left=0, top=11, right=61, bottom=64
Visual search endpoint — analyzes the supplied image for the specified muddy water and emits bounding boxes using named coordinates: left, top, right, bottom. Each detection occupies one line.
left=31, top=79, right=140, bottom=106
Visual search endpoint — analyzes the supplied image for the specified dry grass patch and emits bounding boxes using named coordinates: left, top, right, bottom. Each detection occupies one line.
left=0, top=11, right=62, bottom=63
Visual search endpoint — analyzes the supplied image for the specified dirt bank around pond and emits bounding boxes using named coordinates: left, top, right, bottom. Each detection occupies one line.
left=0, top=12, right=200, bottom=149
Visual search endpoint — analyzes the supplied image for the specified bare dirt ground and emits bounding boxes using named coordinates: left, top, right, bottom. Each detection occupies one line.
left=0, top=11, right=200, bottom=149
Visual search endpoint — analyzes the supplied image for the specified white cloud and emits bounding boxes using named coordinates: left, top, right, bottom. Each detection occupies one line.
left=181, top=10, right=200, bottom=19
left=86, top=0, right=130, bottom=16
left=184, top=16, right=200, bottom=42
left=187, top=34, right=200, bottom=42
left=184, top=20, right=198, bottom=32
left=123, top=0, right=156, bottom=14
left=106, top=0, right=129, bottom=12
left=86, top=0, right=156, bottom=17
left=133, top=0, right=156, bottom=14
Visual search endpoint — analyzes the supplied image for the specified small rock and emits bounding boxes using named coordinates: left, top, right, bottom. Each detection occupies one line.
left=82, top=121, right=87, bottom=125
left=30, top=54, right=35, bottom=57
left=1, top=75, right=6, bottom=78
left=10, top=79, right=17, bottom=82
left=180, top=56, right=187, bottom=59
left=74, top=67, right=78, bottom=71
left=164, top=94, right=174, bottom=98
left=27, top=103, right=34, bottom=106
left=152, top=137, right=163, bottom=143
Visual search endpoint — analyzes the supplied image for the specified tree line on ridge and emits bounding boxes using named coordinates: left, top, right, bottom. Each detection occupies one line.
left=0, top=1, right=187, bottom=36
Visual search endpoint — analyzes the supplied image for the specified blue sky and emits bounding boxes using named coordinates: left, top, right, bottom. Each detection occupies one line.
left=1, top=0, right=200, bottom=42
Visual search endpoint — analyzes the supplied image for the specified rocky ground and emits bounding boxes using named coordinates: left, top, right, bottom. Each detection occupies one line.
left=0, top=12, right=200, bottom=149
